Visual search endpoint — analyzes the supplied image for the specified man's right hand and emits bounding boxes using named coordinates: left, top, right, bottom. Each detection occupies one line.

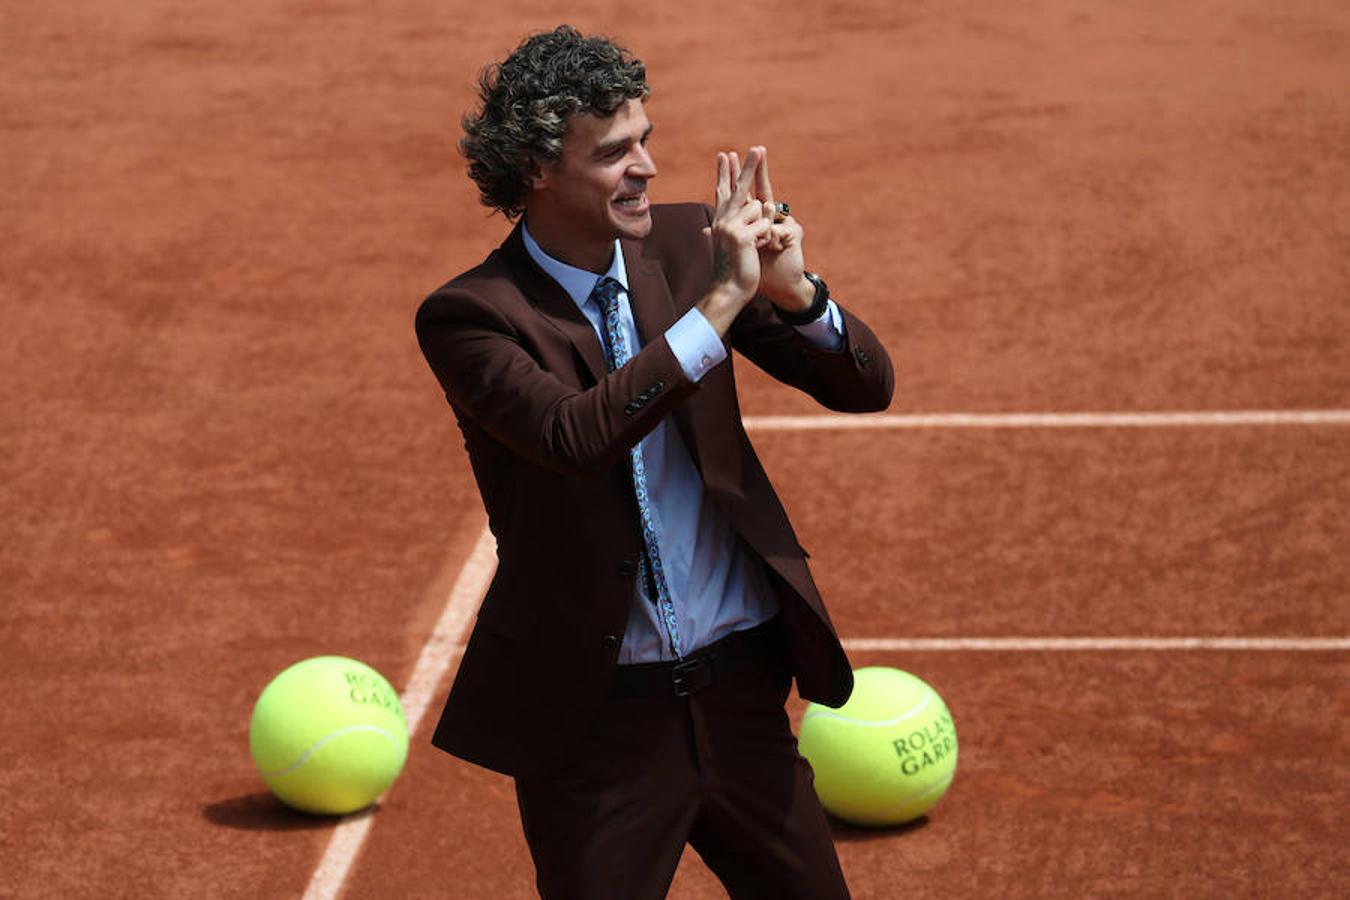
left=698, top=147, right=774, bottom=336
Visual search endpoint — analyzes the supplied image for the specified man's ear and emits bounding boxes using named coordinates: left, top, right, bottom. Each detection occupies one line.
left=527, top=158, right=552, bottom=190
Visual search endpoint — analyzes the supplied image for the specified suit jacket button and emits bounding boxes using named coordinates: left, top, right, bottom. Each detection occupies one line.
left=615, top=559, right=637, bottom=577
left=602, top=634, right=620, bottom=650
left=853, top=346, right=871, bottom=366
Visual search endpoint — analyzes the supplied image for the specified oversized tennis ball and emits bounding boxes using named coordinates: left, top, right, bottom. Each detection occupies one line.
left=249, top=656, right=408, bottom=816
left=799, top=666, right=957, bottom=826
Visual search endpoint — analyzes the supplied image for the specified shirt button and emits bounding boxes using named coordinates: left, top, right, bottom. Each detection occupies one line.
left=615, top=559, right=637, bottom=577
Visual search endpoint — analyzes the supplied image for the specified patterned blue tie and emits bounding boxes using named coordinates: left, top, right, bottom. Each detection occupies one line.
left=591, top=277, right=684, bottom=660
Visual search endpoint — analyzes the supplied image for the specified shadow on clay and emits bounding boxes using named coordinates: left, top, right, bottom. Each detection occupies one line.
left=201, top=791, right=378, bottom=831
left=828, top=813, right=931, bottom=843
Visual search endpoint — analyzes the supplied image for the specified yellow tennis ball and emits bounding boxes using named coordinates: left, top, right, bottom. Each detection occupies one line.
left=249, top=656, right=409, bottom=816
left=799, top=666, right=958, bottom=826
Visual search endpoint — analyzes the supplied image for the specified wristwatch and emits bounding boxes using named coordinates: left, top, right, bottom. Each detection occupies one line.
left=774, top=271, right=830, bottom=326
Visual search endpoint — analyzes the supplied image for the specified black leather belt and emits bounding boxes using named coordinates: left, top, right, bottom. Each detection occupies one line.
left=609, top=619, right=786, bottom=699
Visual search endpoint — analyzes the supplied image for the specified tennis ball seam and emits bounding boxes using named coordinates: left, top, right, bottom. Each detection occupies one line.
left=801, top=690, right=934, bottom=728
left=259, top=724, right=404, bottom=779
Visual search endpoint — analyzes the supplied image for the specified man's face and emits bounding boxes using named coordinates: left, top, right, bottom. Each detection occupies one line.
left=533, top=98, right=657, bottom=255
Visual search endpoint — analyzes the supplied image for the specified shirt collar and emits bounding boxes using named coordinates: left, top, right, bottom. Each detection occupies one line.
left=521, top=221, right=629, bottom=310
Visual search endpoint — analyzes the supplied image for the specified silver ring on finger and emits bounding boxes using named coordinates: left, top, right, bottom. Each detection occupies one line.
left=773, top=201, right=791, bottom=223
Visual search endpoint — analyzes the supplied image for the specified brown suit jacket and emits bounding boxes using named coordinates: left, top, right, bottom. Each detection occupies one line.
left=415, top=202, right=894, bottom=777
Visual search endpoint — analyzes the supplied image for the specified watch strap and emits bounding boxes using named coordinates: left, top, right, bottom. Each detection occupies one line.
left=774, top=272, right=830, bottom=326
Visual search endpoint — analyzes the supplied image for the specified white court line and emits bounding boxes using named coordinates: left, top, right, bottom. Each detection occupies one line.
left=842, top=637, right=1350, bottom=651
left=743, top=409, right=1350, bottom=430
left=302, top=524, right=497, bottom=900
left=418, top=635, right=1349, bottom=662
left=418, top=635, right=1350, bottom=657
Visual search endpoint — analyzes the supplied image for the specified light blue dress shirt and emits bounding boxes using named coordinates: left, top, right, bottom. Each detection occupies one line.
left=521, top=223, right=844, bottom=662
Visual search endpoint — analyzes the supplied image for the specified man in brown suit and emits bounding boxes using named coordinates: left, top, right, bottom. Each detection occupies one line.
left=416, top=25, right=893, bottom=900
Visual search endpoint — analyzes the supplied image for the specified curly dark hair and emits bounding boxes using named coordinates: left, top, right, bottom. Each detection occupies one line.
left=460, top=25, right=651, bottom=219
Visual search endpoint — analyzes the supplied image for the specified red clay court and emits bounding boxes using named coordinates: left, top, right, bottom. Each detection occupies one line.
left=3, top=1, right=1347, bottom=897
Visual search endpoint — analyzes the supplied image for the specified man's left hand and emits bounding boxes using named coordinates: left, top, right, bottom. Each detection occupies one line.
left=731, top=146, right=814, bottom=313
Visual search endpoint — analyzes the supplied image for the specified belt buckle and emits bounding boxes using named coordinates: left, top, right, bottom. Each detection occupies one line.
left=671, top=656, right=713, bottom=697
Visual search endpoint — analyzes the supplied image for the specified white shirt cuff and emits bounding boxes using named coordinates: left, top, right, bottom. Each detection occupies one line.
left=666, top=308, right=727, bottom=382
left=792, top=299, right=846, bottom=351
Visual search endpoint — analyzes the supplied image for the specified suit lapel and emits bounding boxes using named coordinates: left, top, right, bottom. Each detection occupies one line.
left=622, top=237, right=729, bottom=490
left=504, top=215, right=738, bottom=496
left=503, top=224, right=609, bottom=383
left=622, top=240, right=679, bottom=347
left=505, top=228, right=682, bottom=384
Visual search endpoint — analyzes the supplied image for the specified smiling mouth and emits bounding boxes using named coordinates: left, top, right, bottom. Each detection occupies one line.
left=613, top=191, right=647, bottom=210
